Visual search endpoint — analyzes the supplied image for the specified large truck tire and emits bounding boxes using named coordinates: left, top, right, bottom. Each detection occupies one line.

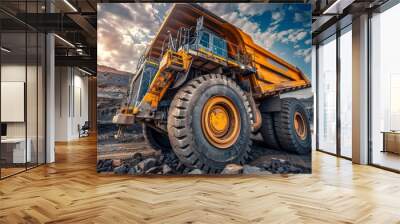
left=143, top=124, right=171, bottom=151
left=167, top=74, right=253, bottom=173
left=273, top=98, right=311, bottom=154
left=259, top=112, right=281, bottom=150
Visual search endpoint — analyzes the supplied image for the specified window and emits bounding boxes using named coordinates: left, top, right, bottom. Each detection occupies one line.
left=1, top=31, right=28, bottom=177
left=312, top=46, right=317, bottom=150
left=198, top=31, right=228, bottom=58
left=199, top=32, right=210, bottom=49
left=339, top=26, right=352, bottom=158
left=317, top=35, right=337, bottom=154
left=316, top=27, right=353, bottom=158
left=370, top=3, right=400, bottom=171
left=0, top=2, right=46, bottom=179
left=390, top=75, right=400, bottom=130
left=212, top=36, right=227, bottom=58
left=135, top=62, right=158, bottom=106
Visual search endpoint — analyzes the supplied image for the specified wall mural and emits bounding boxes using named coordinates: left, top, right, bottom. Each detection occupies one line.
left=97, top=3, right=313, bottom=175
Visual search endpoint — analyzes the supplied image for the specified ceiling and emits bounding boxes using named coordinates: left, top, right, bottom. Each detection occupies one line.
left=0, top=0, right=97, bottom=74
left=1, top=0, right=396, bottom=74
left=312, top=0, right=390, bottom=44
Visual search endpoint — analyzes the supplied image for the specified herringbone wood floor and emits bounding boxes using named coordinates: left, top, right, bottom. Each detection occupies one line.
left=1, top=136, right=400, bottom=224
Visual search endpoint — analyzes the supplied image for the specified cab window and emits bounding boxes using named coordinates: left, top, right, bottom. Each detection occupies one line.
left=200, top=32, right=210, bottom=48
left=212, top=36, right=227, bottom=58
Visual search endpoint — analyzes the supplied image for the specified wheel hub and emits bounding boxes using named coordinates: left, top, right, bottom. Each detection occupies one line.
left=294, top=111, right=307, bottom=140
left=202, top=96, right=240, bottom=149
left=208, top=106, right=230, bottom=136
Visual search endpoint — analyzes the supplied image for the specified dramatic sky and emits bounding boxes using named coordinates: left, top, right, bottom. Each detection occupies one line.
left=98, top=3, right=312, bottom=77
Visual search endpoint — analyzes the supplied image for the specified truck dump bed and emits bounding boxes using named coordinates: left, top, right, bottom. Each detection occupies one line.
left=144, top=3, right=311, bottom=99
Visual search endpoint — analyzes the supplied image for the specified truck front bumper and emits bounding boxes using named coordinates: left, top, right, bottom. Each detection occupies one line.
left=112, top=113, right=135, bottom=125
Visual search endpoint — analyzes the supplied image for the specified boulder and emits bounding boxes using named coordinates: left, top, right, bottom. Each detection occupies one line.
left=175, top=162, right=186, bottom=172
left=137, top=158, right=157, bottom=172
left=97, top=159, right=114, bottom=173
left=127, top=167, right=137, bottom=175
left=183, top=168, right=192, bottom=174
left=162, top=164, right=172, bottom=174
left=188, top=169, right=203, bottom=175
left=97, top=166, right=113, bottom=173
left=102, top=159, right=113, bottom=168
left=114, top=165, right=129, bottom=174
left=271, top=158, right=285, bottom=170
left=96, top=160, right=104, bottom=168
left=242, top=165, right=262, bottom=174
left=132, top=152, right=143, bottom=160
left=112, top=159, right=122, bottom=167
left=133, top=165, right=143, bottom=175
left=145, top=166, right=161, bottom=174
left=289, top=166, right=302, bottom=173
left=124, top=154, right=143, bottom=167
left=276, top=166, right=287, bottom=173
left=221, top=164, right=243, bottom=175
left=129, top=158, right=142, bottom=167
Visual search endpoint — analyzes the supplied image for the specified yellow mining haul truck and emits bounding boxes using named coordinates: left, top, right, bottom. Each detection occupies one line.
left=113, top=3, right=311, bottom=173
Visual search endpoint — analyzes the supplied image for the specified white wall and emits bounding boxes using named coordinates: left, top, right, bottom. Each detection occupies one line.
left=54, top=67, right=89, bottom=141
left=55, top=67, right=69, bottom=141
left=1, top=64, right=26, bottom=138
left=72, top=73, right=89, bottom=138
left=1, top=65, right=41, bottom=139
left=1, top=63, right=46, bottom=164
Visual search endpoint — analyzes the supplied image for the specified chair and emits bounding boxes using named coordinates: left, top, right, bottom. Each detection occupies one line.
left=79, top=121, right=90, bottom=138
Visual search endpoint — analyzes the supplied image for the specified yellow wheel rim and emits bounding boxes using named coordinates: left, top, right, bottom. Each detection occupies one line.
left=294, top=111, right=307, bottom=140
left=201, top=96, right=240, bottom=149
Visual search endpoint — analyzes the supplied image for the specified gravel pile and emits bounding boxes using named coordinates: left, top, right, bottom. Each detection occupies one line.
left=97, top=152, right=309, bottom=175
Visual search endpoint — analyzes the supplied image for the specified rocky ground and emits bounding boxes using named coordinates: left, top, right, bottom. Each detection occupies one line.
left=97, top=133, right=311, bottom=175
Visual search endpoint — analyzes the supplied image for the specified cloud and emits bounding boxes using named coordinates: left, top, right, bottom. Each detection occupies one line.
left=294, top=12, right=304, bottom=22
left=294, top=48, right=312, bottom=63
left=203, top=3, right=295, bottom=49
left=293, top=11, right=311, bottom=29
left=280, top=29, right=308, bottom=44
left=271, top=11, right=284, bottom=25
left=222, top=12, right=258, bottom=33
left=269, top=10, right=285, bottom=26
left=97, top=3, right=170, bottom=72
left=200, top=3, right=237, bottom=16
left=213, top=5, right=307, bottom=49
left=98, top=3, right=311, bottom=73
left=203, top=3, right=280, bottom=17
left=272, top=12, right=281, bottom=20
left=221, top=11, right=282, bottom=49
left=238, top=4, right=269, bottom=16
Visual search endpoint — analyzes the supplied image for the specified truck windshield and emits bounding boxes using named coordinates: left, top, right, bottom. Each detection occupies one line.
left=200, top=32, right=210, bottom=48
left=212, top=35, right=227, bottom=58
left=130, top=61, right=158, bottom=107
left=198, top=31, right=228, bottom=58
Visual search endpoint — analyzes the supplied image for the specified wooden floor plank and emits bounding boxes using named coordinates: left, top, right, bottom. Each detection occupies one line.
left=0, top=136, right=400, bottom=223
